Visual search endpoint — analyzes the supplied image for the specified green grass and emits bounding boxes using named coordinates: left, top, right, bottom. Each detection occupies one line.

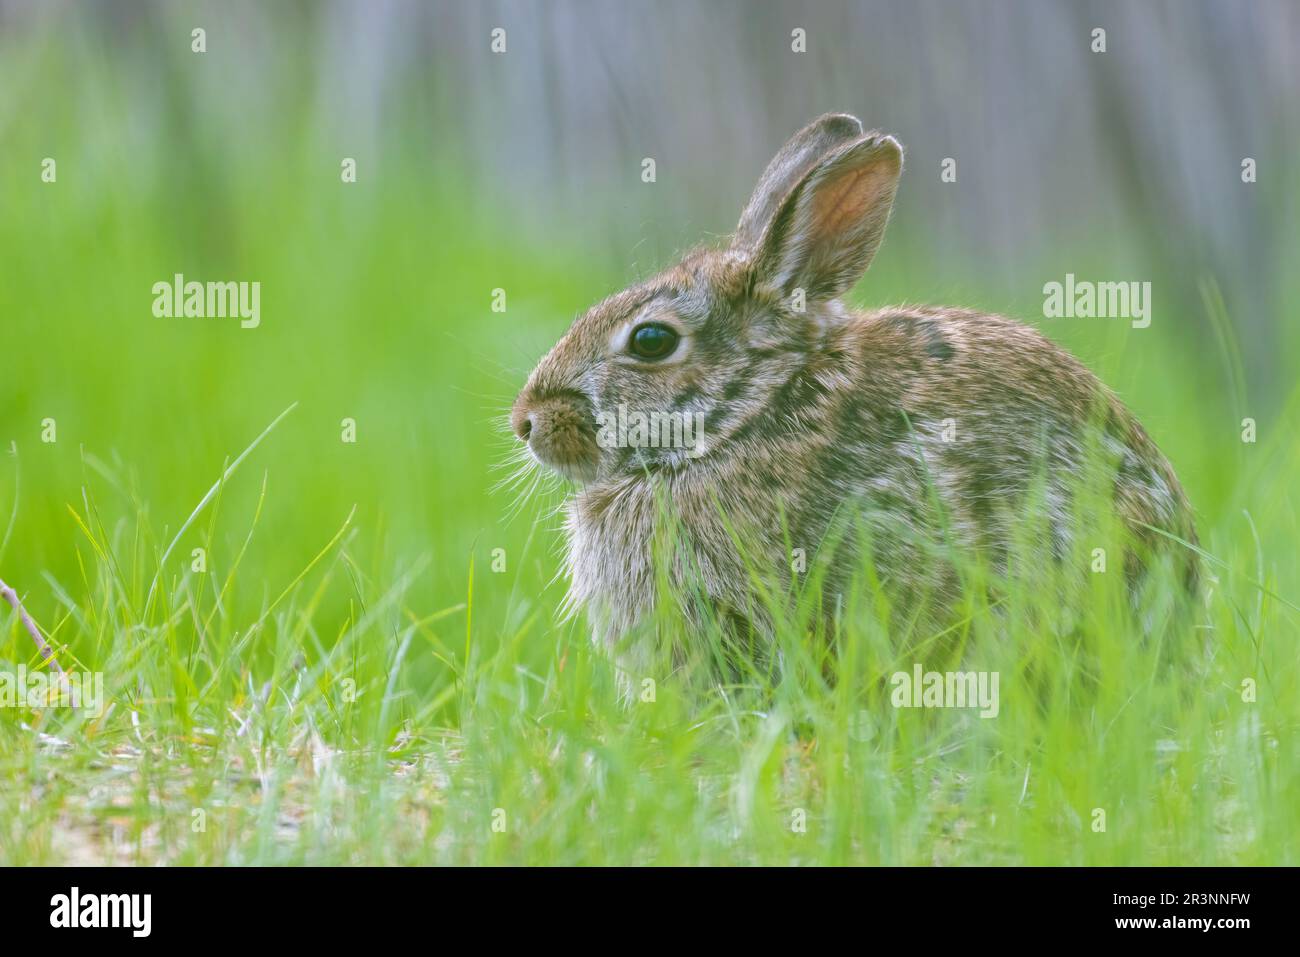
left=3, top=40, right=1299, bottom=866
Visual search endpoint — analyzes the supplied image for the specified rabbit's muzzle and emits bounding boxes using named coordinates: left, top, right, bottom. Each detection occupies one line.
left=512, top=388, right=600, bottom=483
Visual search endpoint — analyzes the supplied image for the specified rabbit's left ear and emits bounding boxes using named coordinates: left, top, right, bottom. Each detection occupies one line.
left=753, top=133, right=902, bottom=302
left=735, top=113, right=865, bottom=250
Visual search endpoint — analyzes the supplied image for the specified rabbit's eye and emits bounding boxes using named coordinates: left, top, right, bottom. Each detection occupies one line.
left=629, top=323, right=680, bottom=361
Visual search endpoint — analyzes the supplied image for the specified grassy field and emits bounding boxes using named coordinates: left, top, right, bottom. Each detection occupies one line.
left=3, top=51, right=1299, bottom=866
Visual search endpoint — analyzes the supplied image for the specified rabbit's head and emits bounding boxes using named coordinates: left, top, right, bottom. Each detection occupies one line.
left=511, top=113, right=903, bottom=483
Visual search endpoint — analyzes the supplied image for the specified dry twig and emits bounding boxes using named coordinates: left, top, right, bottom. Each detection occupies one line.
left=0, top=574, right=65, bottom=675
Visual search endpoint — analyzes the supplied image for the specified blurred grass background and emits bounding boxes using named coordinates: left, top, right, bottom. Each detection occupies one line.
left=0, top=1, right=1297, bottom=864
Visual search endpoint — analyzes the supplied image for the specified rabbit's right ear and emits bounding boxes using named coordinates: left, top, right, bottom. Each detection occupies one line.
left=734, top=113, right=865, bottom=250
left=751, top=131, right=903, bottom=303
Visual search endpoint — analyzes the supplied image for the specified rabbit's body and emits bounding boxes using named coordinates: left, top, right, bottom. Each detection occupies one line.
left=563, top=294, right=1195, bottom=655
left=513, top=114, right=1197, bottom=662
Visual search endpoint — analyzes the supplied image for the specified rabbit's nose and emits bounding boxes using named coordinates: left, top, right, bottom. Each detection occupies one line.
left=511, top=405, right=534, bottom=442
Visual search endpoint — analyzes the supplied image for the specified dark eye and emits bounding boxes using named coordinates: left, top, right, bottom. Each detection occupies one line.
left=629, top=323, right=680, bottom=361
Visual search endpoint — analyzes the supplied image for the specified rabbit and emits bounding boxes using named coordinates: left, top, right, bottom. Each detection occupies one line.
left=511, top=113, right=1198, bottom=675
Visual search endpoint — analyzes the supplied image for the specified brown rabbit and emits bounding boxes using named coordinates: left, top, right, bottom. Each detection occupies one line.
left=511, top=113, right=1197, bottom=670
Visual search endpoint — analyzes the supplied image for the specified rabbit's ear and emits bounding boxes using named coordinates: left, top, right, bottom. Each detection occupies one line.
left=735, top=113, right=865, bottom=250
left=753, top=132, right=902, bottom=302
